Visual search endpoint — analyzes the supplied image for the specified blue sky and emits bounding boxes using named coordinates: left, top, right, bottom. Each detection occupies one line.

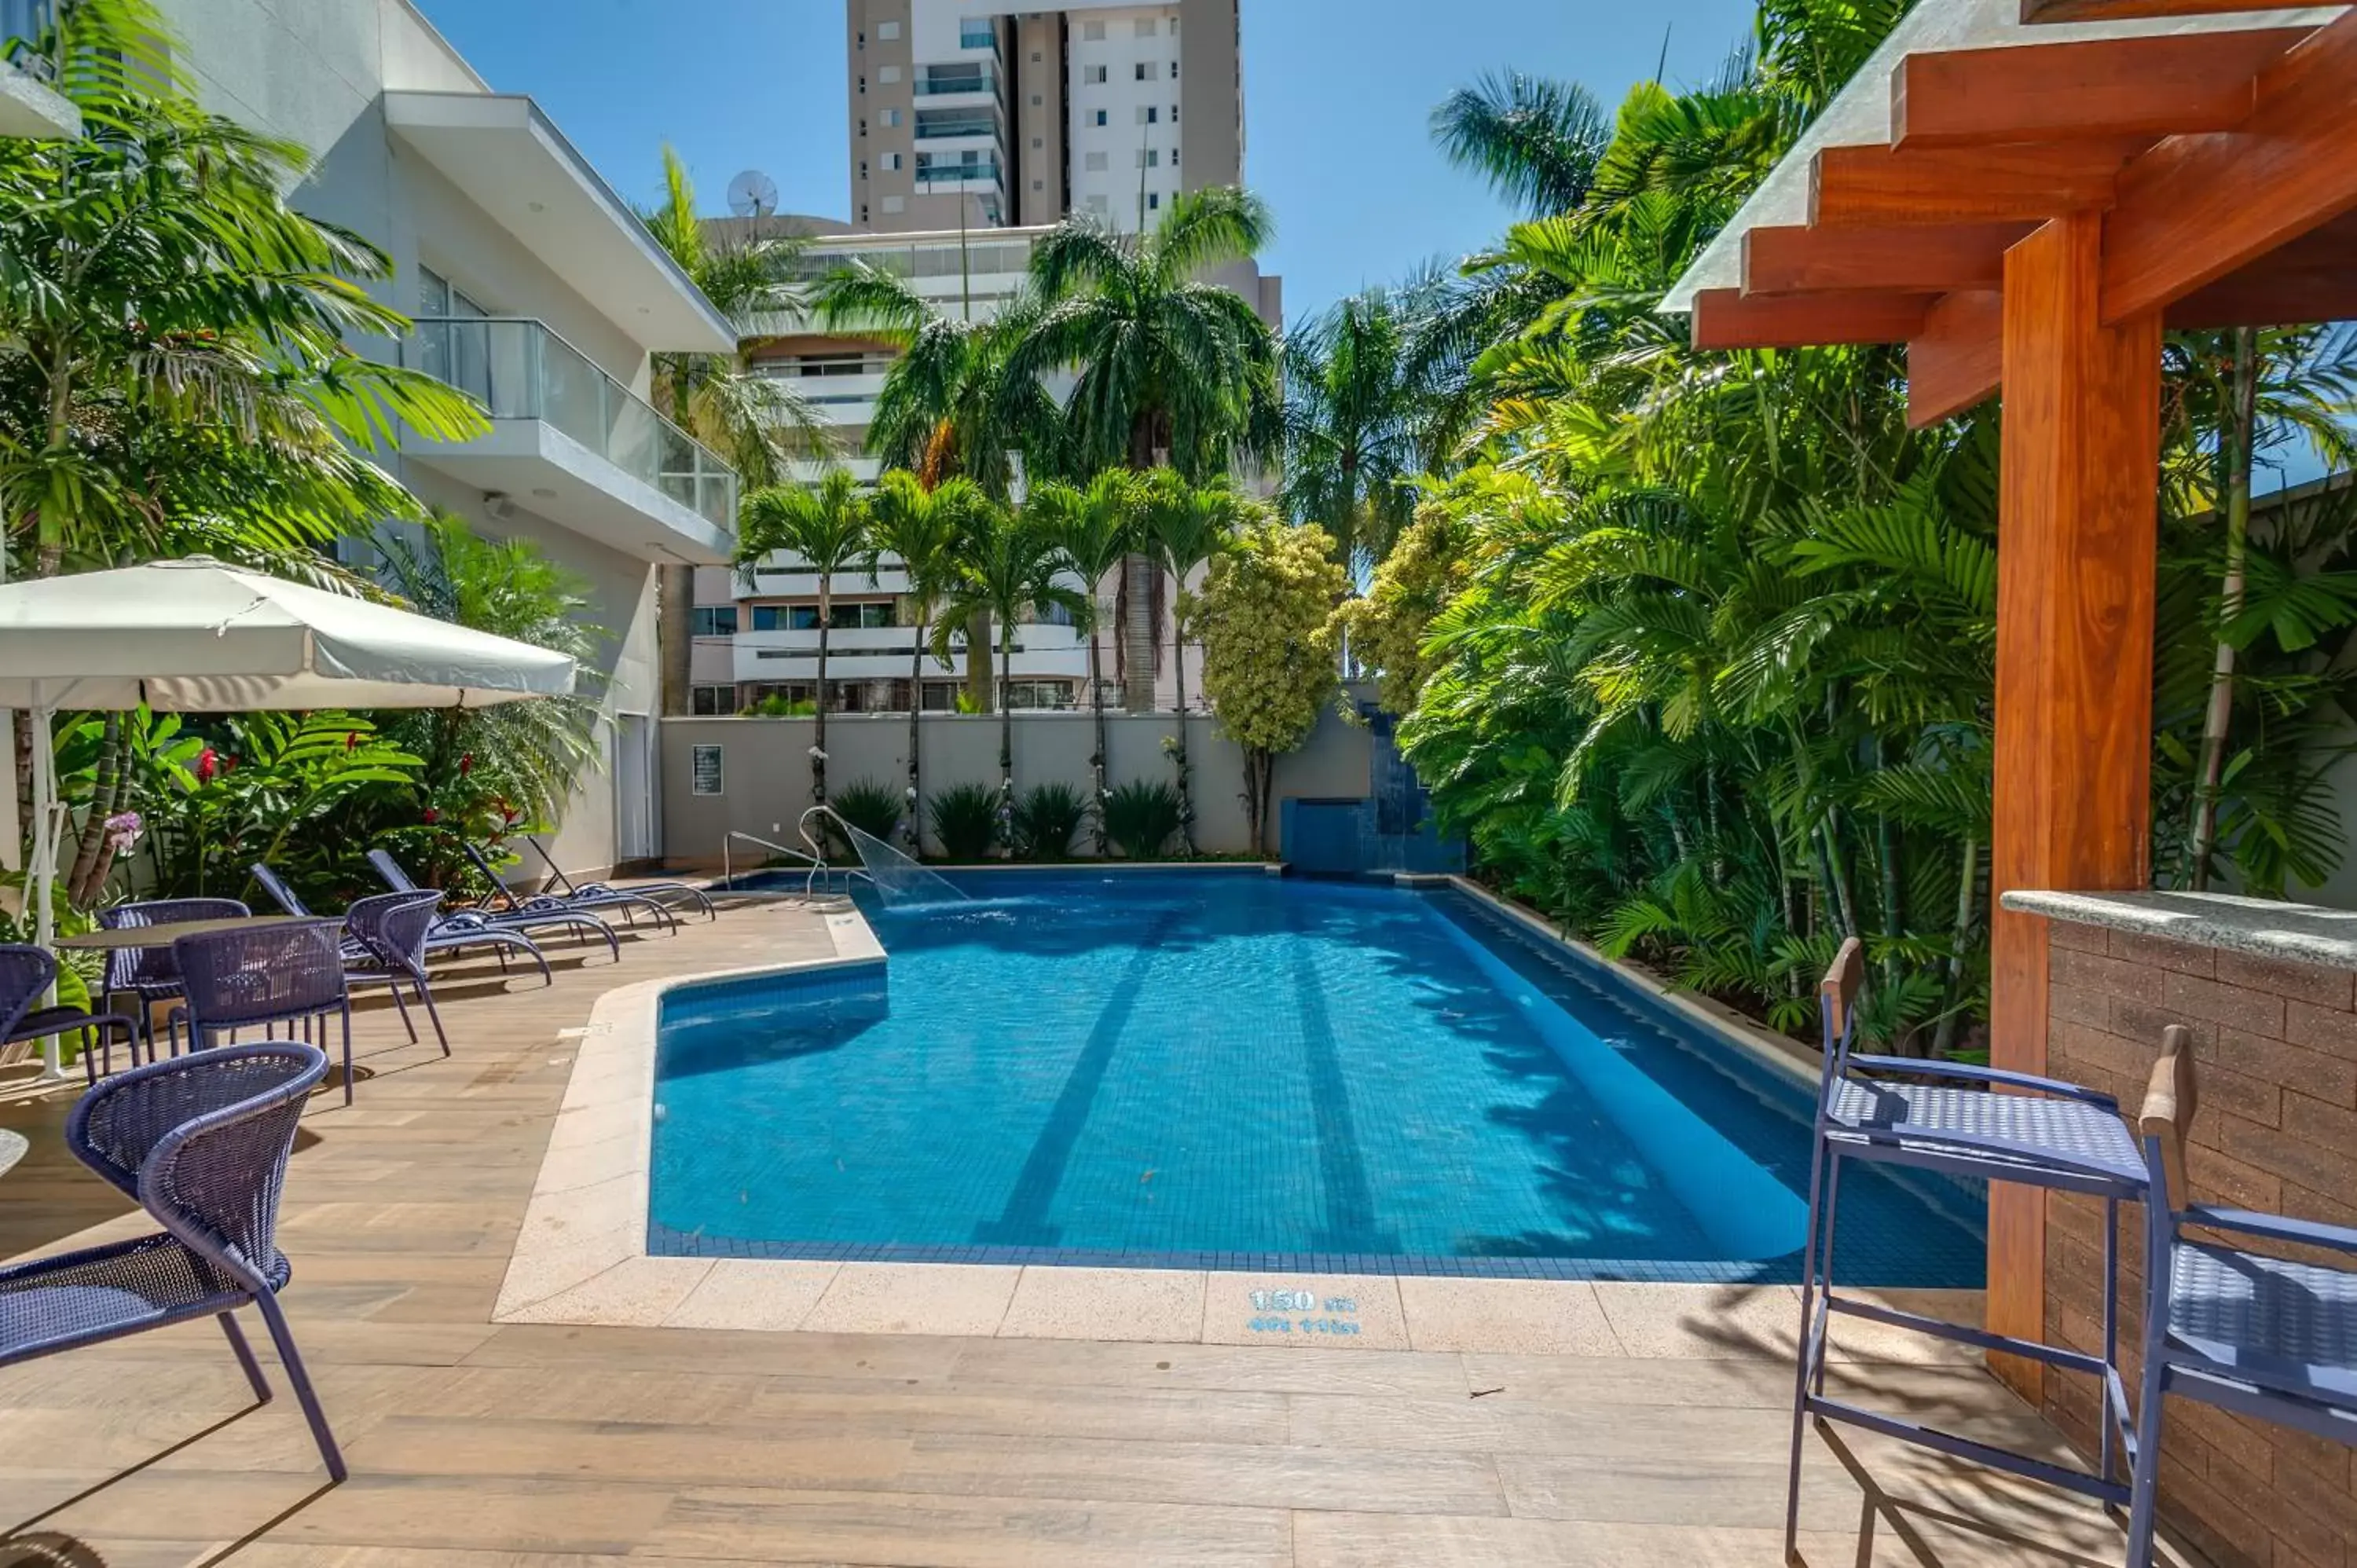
left=414, top=0, right=1757, bottom=324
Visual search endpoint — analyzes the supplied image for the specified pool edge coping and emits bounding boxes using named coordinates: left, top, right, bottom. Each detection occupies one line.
left=495, top=880, right=1982, bottom=1350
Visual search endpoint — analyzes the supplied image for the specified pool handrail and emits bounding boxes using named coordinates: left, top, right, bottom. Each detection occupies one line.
left=719, top=827, right=868, bottom=899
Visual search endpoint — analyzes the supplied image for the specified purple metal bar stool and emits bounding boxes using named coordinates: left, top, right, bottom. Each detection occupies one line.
left=2124, top=1026, right=2355, bottom=1564
left=170, top=921, right=356, bottom=1105
left=0, top=1042, right=344, bottom=1481
left=1787, top=939, right=2151, bottom=1559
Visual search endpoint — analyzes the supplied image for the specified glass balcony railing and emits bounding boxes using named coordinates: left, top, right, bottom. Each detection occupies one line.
left=913, top=111, right=995, bottom=141
left=915, top=70, right=996, bottom=97
left=915, top=161, right=1001, bottom=188
left=2, top=0, right=59, bottom=81
left=400, top=317, right=739, bottom=531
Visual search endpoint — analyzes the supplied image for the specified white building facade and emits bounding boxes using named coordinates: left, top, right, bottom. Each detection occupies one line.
left=155, top=0, right=741, bottom=877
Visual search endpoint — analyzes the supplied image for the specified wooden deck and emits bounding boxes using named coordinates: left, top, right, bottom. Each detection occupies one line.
left=0, top=898, right=2190, bottom=1566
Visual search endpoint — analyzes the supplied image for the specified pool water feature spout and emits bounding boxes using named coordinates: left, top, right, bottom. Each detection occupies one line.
left=801, top=804, right=970, bottom=908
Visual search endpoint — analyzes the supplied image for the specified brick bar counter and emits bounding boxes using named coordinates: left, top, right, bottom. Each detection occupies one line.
left=2002, top=888, right=2357, bottom=1568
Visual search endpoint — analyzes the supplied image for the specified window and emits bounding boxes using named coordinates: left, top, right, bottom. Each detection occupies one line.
left=1084, top=63, right=1106, bottom=83
left=691, top=687, right=735, bottom=718
left=877, top=20, right=899, bottom=39
left=1003, top=679, right=1075, bottom=710
left=959, top=16, right=991, bottom=47
left=885, top=151, right=902, bottom=170
left=860, top=203, right=870, bottom=222
left=750, top=605, right=792, bottom=632
left=1170, top=14, right=1180, bottom=34
left=1081, top=20, right=1105, bottom=40
left=856, top=30, right=863, bottom=48
left=859, top=159, right=868, bottom=180
left=1149, top=191, right=1160, bottom=210
left=1093, top=108, right=1107, bottom=126
left=693, top=605, right=739, bottom=636
left=1170, top=60, right=1179, bottom=79
left=1086, top=194, right=1110, bottom=215
left=1171, top=103, right=1180, bottom=122
left=858, top=118, right=867, bottom=137
left=1170, top=145, right=1178, bottom=167
left=1135, top=105, right=1157, bottom=123
left=857, top=75, right=866, bottom=93
left=1135, top=17, right=1157, bottom=35
left=1134, top=61, right=1150, bottom=80
left=882, top=195, right=905, bottom=214
left=1136, top=148, right=1159, bottom=167
left=878, top=65, right=900, bottom=83
left=1084, top=150, right=1108, bottom=171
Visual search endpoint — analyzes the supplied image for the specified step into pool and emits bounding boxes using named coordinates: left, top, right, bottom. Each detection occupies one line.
left=650, top=872, right=1984, bottom=1284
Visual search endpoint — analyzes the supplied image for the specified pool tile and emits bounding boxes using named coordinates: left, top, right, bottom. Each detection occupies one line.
left=1200, top=1273, right=1409, bottom=1351
left=801, top=1262, right=1022, bottom=1336
left=663, top=1258, right=841, bottom=1332
left=1397, top=1277, right=1622, bottom=1356
left=1592, top=1283, right=1801, bottom=1361
left=995, top=1267, right=1208, bottom=1343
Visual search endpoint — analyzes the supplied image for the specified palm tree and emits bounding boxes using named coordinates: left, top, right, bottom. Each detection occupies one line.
left=1137, top=471, right=1252, bottom=851
left=933, top=502, right=1089, bottom=804
left=1429, top=71, right=1613, bottom=219
left=816, top=262, right=1064, bottom=710
left=1028, top=471, right=1140, bottom=841
left=1280, top=288, right=1442, bottom=575
left=736, top=472, right=871, bottom=803
left=865, top=469, right=989, bottom=847
left=638, top=148, right=831, bottom=716
left=1006, top=187, right=1278, bottom=708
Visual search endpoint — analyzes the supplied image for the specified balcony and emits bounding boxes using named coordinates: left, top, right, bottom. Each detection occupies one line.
left=731, top=621, right=1087, bottom=685
left=398, top=317, right=739, bottom=565
left=913, top=108, right=996, bottom=141
left=0, top=0, right=80, bottom=139
left=916, top=160, right=1003, bottom=189
left=915, top=68, right=997, bottom=98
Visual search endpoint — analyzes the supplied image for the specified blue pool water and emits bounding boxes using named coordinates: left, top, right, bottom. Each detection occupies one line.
left=651, top=872, right=1984, bottom=1283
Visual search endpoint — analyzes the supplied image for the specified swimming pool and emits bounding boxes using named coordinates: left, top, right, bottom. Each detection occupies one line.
left=651, top=872, right=1984, bottom=1284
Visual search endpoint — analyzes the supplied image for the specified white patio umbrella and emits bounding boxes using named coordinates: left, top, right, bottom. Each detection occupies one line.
left=0, top=557, right=577, bottom=1079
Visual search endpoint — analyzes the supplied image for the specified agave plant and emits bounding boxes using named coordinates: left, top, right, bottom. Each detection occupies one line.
left=1101, top=780, right=1183, bottom=860
left=1010, top=782, right=1088, bottom=862
left=827, top=777, right=906, bottom=850
left=927, top=782, right=1000, bottom=863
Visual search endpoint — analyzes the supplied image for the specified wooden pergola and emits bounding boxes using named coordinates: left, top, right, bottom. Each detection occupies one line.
left=1663, top=0, right=2357, bottom=1393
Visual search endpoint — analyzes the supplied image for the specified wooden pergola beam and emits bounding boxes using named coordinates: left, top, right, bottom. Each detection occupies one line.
left=2104, top=11, right=2357, bottom=322
left=1893, top=30, right=2305, bottom=148
left=1688, top=288, right=1934, bottom=351
left=1811, top=141, right=2137, bottom=227
left=2022, top=0, right=2307, bottom=20
left=2165, top=211, right=2357, bottom=328
left=1906, top=290, right=2003, bottom=429
left=1742, top=222, right=2026, bottom=296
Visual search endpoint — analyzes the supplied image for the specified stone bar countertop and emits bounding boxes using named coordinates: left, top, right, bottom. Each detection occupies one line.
left=2000, top=888, right=2357, bottom=971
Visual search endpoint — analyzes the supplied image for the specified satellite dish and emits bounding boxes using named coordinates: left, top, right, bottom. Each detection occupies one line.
left=728, top=169, right=779, bottom=218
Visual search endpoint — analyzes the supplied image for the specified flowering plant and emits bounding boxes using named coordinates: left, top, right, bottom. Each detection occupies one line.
left=103, top=811, right=144, bottom=852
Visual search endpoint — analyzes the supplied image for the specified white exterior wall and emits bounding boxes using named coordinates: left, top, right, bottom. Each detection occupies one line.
left=157, top=0, right=725, bottom=878
left=1063, top=3, right=1183, bottom=230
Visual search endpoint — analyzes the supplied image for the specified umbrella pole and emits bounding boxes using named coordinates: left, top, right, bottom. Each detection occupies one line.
left=29, top=698, right=64, bottom=1083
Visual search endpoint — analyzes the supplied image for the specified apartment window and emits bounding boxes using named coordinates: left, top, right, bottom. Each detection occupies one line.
left=877, top=20, right=899, bottom=39
left=1136, top=148, right=1159, bottom=167
left=856, top=31, right=863, bottom=48
left=1170, top=60, right=1180, bottom=79
left=860, top=203, right=870, bottom=222
left=1083, top=63, right=1106, bottom=83
left=857, top=75, right=866, bottom=93
left=691, top=606, right=739, bottom=637
left=858, top=118, right=867, bottom=137
left=1136, top=105, right=1157, bottom=124
left=1171, top=145, right=1178, bottom=167
left=882, top=195, right=906, bottom=214
left=1134, top=61, right=1150, bottom=80
left=1149, top=192, right=1160, bottom=210
left=1086, top=194, right=1109, bottom=215
left=959, top=16, right=991, bottom=47
left=882, top=108, right=901, bottom=126
left=1170, top=15, right=1180, bottom=34
left=1171, top=102, right=1180, bottom=122
left=878, top=65, right=900, bottom=83
left=1084, top=150, right=1108, bottom=171
left=1135, top=17, right=1157, bottom=35
left=750, top=605, right=792, bottom=632
left=1093, top=108, right=1107, bottom=126
left=884, top=151, right=902, bottom=170
left=1081, top=20, right=1105, bottom=40
left=690, top=686, right=735, bottom=716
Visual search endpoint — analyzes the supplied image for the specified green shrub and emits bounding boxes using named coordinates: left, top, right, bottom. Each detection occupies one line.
left=750, top=693, right=816, bottom=717
left=928, top=782, right=1000, bottom=862
left=1102, top=779, right=1183, bottom=859
left=827, top=777, right=904, bottom=850
left=1011, top=782, right=1087, bottom=861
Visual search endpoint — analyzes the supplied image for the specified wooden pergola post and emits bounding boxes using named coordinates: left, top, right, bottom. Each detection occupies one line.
left=1986, top=211, right=2163, bottom=1390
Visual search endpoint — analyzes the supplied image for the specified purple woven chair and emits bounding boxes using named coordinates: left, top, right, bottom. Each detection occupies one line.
left=170, top=921, right=356, bottom=1105
left=250, top=861, right=551, bottom=987
left=0, top=1042, right=344, bottom=1482
left=341, top=891, right=450, bottom=1055
left=1, top=944, right=144, bottom=1086
left=366, top=848, right=618, bottom=963
left=98, top=897, right=247, bottom=1054
left=1785, top=939, right=2152, bottom=1555
left=2124, top=1027, right=2356, bottom=1565
left=461, top=840, right=678, bottom=935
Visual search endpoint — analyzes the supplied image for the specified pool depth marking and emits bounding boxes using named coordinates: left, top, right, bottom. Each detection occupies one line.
left=1243, top=1285, right=1363, bottom=1338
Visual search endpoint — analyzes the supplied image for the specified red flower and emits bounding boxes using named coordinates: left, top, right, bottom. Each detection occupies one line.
left=346, top=731, right=360, bottom=752
left=459, top=753, right=474, bottom=777
left=196, top=747, right=217, bottom=783
left=222, top=755, right=237, bottom=772
left=422, top=807, right=441, bottom=825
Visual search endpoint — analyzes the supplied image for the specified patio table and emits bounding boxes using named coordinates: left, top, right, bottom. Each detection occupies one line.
left=55, top=915, right=337, bottom=951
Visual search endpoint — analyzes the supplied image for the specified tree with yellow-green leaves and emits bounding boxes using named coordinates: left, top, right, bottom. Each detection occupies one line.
left=1193, top=522, right=1351, bottom=856
left=1329, top=487, right=1473, bottom=718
